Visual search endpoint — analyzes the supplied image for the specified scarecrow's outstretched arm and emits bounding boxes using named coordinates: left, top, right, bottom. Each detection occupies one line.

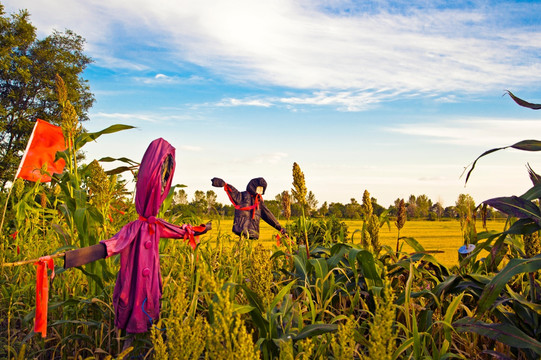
left=64, top=243, right=107, bottom=269
left=159, top=221, right=212, bottom=238
left=194, top=221, right=212, bottom=235
left=261, top=203, right=283, bottom=232
left=211, top=177, right=242, bottom=204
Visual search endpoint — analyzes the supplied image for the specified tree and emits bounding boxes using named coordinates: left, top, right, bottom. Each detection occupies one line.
left=318, top=201, right=329, bottom=217
left=406, top=195, right=417, bottom=218
left=371, top=196, right=386, bottom=217
left=191, top=190, right=207, bottom=215
left=443, top=206, right=457, bottom=218
left=344, top=198, right=362, bottom=219
left=306, top=191, right=318, bottom=216
left=455, top=194, right=476, bottom=220
left=0, top=5, right=94, bottom=188
left=264, top=199, right=281, bottom=220
left=291, top=162, right=307, bottom=207
left=430, top=202, right=444, bottom=221
left=173, top=189, right=188, bottom=206
left=455, top=194, right=477, bottom=245
left=328, top=202, right=345, bottom=218
left=206, top=190, right=217, bottom=214
left=415, top=194, right=432, bottom=219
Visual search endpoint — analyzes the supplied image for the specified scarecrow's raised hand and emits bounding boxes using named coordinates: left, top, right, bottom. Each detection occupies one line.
left=211, top=177, right=225, bottom=187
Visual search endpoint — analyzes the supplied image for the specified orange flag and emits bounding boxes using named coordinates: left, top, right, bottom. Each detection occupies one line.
left=16, top=119, right=66, bottom=182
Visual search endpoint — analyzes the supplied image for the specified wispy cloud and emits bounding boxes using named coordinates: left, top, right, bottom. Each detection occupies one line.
left=180, top=145, right=202, bottom=152
left=9, top=0, right=541, bottom=107
left=216, top=89, right=403, bottom=111
left=387, top=117, right=541, bottom=146
left=229, top=152, right=289, bottom=165
left=216, top=98, right=273, bottom=107
left=254, top=152, right=288, bottom=164
left=134, top=74, right=206, bottom=85
left=92, top=112, right=195, bottom=123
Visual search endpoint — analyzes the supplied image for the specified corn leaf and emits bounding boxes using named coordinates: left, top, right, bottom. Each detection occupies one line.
left=483, top=196, right=541, bottom=225
left=465, top=139, right=541, bottom=184
left=293, top=323, right=338, bottom=340
left=74, top=124, right=135, bottom=150
left=505, top=90, right=541, bottom=110
left=477, top=254, right=541, bottom=314
left=454, top=317, right=541, bottom=355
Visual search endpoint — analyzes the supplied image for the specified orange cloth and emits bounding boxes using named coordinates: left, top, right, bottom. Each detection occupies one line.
left=34, top=256, right=55, bottom=337
left=16, top=119, right=66, bottom=182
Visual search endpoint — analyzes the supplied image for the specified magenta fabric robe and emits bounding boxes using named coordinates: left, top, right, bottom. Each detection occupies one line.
left=101, top=138, right=195, bottom=333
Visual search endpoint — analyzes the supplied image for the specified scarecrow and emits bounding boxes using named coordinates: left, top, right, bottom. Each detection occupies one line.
left=63, top=138, right=211, bottom=334
left=211, top=177, right=284, bottom=239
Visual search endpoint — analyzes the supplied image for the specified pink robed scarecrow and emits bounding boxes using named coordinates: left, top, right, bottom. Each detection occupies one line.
left=63, top=138, right=210, bottom=334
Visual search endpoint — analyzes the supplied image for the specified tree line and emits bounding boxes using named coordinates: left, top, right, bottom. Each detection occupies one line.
left=169, top=188, right=504, bottom=221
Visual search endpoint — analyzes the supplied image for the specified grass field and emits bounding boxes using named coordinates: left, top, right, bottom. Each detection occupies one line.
left=205, top=218, right=507, bottom=268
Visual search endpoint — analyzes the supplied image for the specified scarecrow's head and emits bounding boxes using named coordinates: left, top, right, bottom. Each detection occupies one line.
left=247, top=177, right=267, bottom=196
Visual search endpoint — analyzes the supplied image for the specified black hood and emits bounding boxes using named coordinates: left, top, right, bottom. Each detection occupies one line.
left=246, top=177, right=267, bottom=196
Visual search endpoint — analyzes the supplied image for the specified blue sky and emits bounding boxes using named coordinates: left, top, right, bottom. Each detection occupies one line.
left=5, top=0, right=541, bottom=208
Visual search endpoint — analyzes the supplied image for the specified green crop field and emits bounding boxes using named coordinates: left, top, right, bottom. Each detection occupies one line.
left=205, top=218, right=506, bottom=268
left=1, top=80, right=539, bottom=358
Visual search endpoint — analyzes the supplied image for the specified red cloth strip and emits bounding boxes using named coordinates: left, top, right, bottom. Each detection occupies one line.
left=223, top=184, right=261, bottom=219
left=139, top=215, right=157, bottom=235
left=181, top=224, right=198, bottom=250
left=34, top=256, right=55, bottom=337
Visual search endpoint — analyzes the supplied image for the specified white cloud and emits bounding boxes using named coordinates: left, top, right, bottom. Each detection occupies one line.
left=216, top=89, right=402, bottom=111
left=254, top=152, right=289, bottom=164
left=134, top=74, right=206, bottom=85
left=8, top=0, right=541, bottom=105
left=228, top=152, right=289, bottom=165
left=180, top=145, right=202, bottom=152
left=387, top=117, right=541, bottom=146
left=216, top=98, right=273, bottom=107
left=92, top=112, right=194, bottom=123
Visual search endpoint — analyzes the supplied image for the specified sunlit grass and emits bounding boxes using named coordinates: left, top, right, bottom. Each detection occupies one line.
left=206, top=218, right=506, bottom=268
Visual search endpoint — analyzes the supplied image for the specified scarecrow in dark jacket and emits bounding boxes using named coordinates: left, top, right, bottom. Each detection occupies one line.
left=211, top=177, right=285, bottom=239
left=64, top=138, right=210, bottom=335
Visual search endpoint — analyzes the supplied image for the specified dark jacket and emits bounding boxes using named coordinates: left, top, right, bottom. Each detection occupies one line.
left=212, top=177, right=282, bottom=239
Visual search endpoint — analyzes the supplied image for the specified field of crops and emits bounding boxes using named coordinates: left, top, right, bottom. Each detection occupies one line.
left=210, top=219, right=506, bottom=268
left=1, top=96, right=540, bottom=359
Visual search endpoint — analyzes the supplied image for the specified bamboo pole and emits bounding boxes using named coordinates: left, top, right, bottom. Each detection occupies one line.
left=2, top=252, right=65, bottom=267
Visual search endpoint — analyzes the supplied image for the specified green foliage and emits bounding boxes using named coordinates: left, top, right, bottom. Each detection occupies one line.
left=4, top=87, right=541, bottom=359
left=0, top=5, right=94, bottom=187
left=286, top=216, right=348, bottom=248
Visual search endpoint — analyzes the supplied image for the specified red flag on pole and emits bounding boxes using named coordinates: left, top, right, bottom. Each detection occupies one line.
left=15, top=119, right=66, bottom=182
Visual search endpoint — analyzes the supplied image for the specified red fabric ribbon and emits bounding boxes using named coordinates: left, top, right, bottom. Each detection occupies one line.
left=223, top=184, right=262, bottom=219
left=184, top=224, right=208, bottom=250
left=182, top=224, right=197, bottom=250
left=139, top=215, right=157, bottom=235
left=34, top=256, right=55, bottom=337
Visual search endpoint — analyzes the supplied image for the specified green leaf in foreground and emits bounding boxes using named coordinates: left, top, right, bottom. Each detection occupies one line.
left=464, top=139, right=541, bottom=185
left=74, top=124, right=135, bottom=150
left=477, top=254, right=541, bottom=314
left=293, top=323, right=338, bottom=340
left=454, top=317, right=541, bottom=355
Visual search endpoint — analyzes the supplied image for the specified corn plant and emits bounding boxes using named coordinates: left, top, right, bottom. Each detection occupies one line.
left=456, top=91, right=541, bottom=358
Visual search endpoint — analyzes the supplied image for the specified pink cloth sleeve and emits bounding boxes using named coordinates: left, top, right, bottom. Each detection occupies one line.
left=100, top=221, right=142, bottom=257
left=157, top=220, right=190, bottom=239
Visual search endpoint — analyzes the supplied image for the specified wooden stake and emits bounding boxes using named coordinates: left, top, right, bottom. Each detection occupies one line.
left=2, top=252, right=65, bottom=267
